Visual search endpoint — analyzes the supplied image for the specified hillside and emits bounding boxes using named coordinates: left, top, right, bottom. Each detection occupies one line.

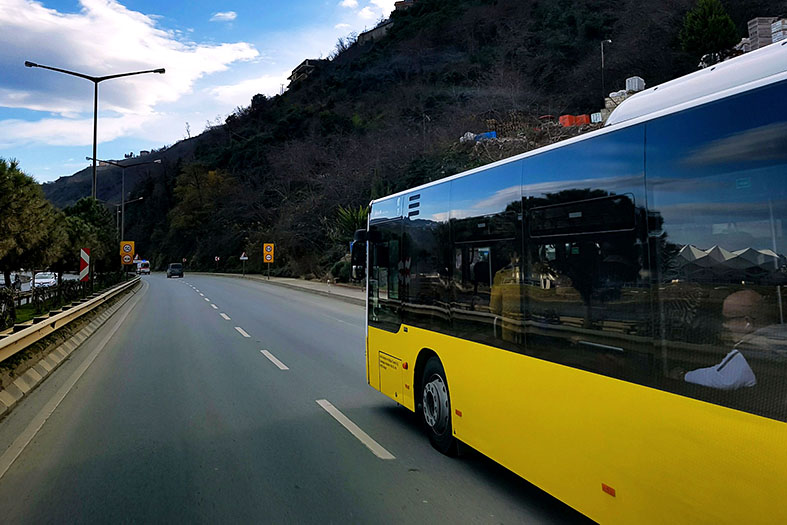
left=41, top=0, right=786, bottom=275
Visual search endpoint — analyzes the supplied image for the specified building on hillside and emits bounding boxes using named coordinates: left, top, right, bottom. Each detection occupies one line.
left=357, top=20, right=394, bottom=45
left=773, top=19, right=787, bottom=43
left=748, top=17, right=777, bottom=50
left=394, top=0, right=416, bottom=11
left=287, top=59, right=328, bottom=85
left=139, top=150, right=150, bottom=156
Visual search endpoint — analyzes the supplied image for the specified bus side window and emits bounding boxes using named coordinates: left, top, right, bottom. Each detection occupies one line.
left=369, top=220, right=403, bottom=333
left=449, top=162, right=524, bottom=351
left=522, top=125, right=653, bottom=382
left=646, top=79, right=787, bottom=421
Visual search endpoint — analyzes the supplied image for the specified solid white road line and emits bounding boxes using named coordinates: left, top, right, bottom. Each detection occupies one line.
left=234, top=326, right=251, bottom=338
left=211, top=304, right=218, bottom=309
left=261, top=350, right=289, bottom=370
left=316, top=399, right=395, bottom=460
left=220, top=313, right=231, bottom=320
left=0, top=280, right=149, bottom=481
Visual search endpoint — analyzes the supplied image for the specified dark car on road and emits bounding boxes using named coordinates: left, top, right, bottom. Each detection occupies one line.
left=166, top=263, right=184, bottom=278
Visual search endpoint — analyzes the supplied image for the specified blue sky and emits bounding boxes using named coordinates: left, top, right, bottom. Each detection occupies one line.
left=0, top=0, right=396, bottom=182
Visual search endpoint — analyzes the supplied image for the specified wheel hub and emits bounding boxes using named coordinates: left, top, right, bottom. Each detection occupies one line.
left=423, top=375, right=449, bottom=433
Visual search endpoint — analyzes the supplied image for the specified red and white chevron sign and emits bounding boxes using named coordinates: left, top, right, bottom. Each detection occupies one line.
left=79, top=248, right=90, bottom=282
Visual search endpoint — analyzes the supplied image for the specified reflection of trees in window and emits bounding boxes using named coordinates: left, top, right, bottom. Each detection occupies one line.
left=524, top=189, right=641, bottom=329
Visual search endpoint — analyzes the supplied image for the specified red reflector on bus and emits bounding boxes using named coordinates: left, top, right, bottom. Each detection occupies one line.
left=405, top=384, right=410, bottom=389
left=602, top=483, right=616, bottom=497
left=402, top=362, right=408, bottom=370
left=455, top=409, right=462, bottom=417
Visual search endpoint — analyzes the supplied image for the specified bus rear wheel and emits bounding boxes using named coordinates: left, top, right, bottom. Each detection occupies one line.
left=420, top=357, right=457, bottom=456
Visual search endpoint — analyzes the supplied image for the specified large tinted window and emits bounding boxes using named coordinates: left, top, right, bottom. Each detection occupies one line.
left=450, top=162, right=524, bottom=351
left=401, top=183, right=451, bottom=332
left=522, top=125, right=653, bottom=382
left=647, top=79, right=787, bottom=421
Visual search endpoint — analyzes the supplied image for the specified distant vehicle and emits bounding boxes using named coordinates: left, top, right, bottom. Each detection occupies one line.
left=137, top=261, right=151, bottom=275
left=33, top=272, right=57, bottom=288
left=166, top=263, right=183, bottom=278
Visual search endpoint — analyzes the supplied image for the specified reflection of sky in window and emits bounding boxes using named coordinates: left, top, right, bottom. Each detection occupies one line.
left=411, top=182, right=450, bottom=223
left=523, top=125, right=644, bottom=196
left=370, top=196, right=402, bottom=223
left=450, top=161, right=522, bottom=219
left=646, top=81, right=787, bottom=253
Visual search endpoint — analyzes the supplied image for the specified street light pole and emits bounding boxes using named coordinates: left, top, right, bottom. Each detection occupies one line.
left=87, top=157, right=159, bottom=241
left=25, top=61, right=165, bottom=200
left=601, top=39, right=612, bottom=105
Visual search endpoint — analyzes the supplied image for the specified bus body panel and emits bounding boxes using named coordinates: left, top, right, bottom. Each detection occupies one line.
left=368, top=324, right=787, bottom=524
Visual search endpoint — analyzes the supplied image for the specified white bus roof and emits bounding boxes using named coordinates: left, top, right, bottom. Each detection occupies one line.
left=371, top=42, right=787, bottom=206
left=606, top=41, right=787, bottom=126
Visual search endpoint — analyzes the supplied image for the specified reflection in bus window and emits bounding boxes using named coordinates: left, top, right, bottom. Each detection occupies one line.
left=369, top=219, right=402, bottom=333
left=647, top=80, right=787, bottom=421
left=402, top=183, right=451, bottom=333
left=450, top=162, right=523, bottom=351
left=523, top=125, right=653, bottom=382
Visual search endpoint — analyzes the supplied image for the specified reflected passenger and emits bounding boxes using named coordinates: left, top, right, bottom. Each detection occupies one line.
left=684, top=290, right=781, bottom=390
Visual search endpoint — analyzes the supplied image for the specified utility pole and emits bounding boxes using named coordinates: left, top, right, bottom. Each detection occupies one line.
left=601, top=39, right=612, bottom=105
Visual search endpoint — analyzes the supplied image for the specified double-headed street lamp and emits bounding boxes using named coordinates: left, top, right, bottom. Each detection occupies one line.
left=25, top=61, right=165, bottom=200
left=100, top=197, right=144, bottom=241
left=87, top=157, right=160, bottom=241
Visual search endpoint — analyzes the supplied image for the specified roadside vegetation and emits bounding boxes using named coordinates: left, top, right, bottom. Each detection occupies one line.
left=1, top=159, right=122, bottom=330
left=39, top=0, right=780, bottom=280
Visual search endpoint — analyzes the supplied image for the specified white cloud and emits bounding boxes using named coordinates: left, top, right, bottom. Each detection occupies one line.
left=335, top=23, right=351, bottom=30
left=209, top=72, right=291, bottom=107
left=370, top=0, right=396, bottom=16
left=0, top=0, right=258, bottom=147
left=210, top=11, right=238, bottom=22
left=339, top=0, right=358, bottom=8
left=0, top=113, right=157, bottom=148
left=358, top=6, right=376, bottom=19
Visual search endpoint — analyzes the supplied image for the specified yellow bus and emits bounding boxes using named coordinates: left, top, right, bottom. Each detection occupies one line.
left=352, top=42, right=787, bottom=522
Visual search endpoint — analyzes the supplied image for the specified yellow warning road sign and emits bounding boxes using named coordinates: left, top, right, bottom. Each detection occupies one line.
left=263, top=243, right=275, bottom=263
left=120, top=241, right=135, bottom=264
left=120, top=241, right=135, bottom=256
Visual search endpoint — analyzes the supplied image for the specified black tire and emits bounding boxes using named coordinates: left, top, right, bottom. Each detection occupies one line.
left=419, top=356, right=457, bottom=455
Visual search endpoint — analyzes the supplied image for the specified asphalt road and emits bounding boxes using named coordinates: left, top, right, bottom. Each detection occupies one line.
left=0, top=273, right=587, bottom=523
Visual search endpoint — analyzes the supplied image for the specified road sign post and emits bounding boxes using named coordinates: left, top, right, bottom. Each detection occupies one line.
left=240, top=252, right=248, bottom=277
left=263, top=243, right=275, bottom=280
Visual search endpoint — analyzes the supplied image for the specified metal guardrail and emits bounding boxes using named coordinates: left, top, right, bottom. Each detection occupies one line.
left=0, top=277, right=140, bottom=364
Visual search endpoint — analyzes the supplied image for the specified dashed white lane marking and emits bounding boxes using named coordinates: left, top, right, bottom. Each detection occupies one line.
left=204, top=298, right=210, bottom=302
left=234, top=326, right=251, bottom=338
left=261, top=350, right=289, bottom=370
left=316, top=399, right=395, bottom=460
left=220, top=313, right=231, bottom=320
left=211, top=304, right=218, bottom=309
left=199, top=293, right=204, bottom=297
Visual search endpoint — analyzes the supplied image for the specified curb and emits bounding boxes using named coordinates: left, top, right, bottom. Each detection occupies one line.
left=0, top=282, right=140, bottom=420
left=204, top=273, right=366, bottom=307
